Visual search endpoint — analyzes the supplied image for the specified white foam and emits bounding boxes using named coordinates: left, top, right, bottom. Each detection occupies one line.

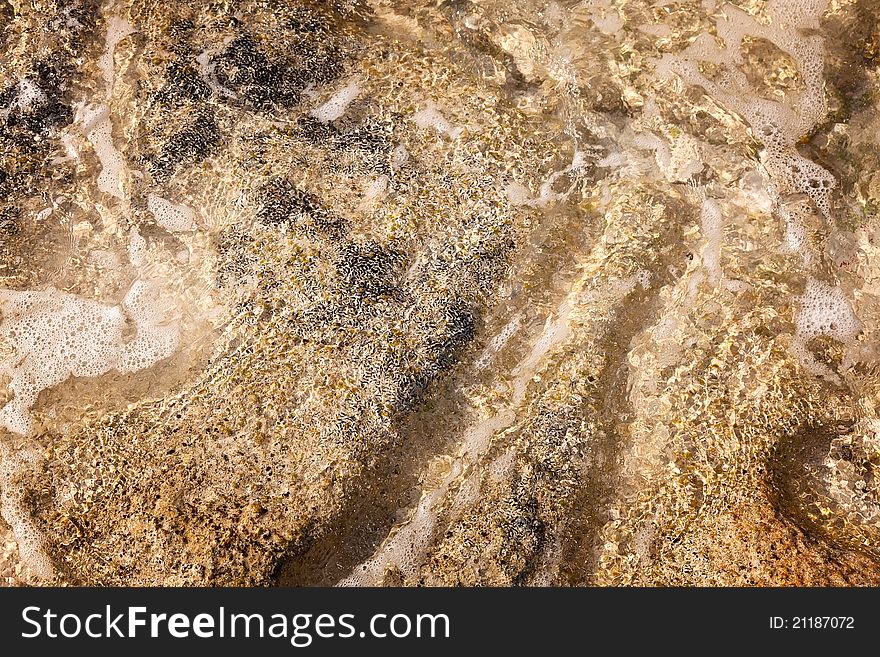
left=784, top=218, right=808, bottom=255
left=97, top=17, right=134, bottom=91
left=595, top=151, right=629, bottom=168
left=633, top=133, right=670, bottom=171
left=586, top=0, right=624, bottom=34
left=15, top=79, right=47, bottom=111
left=391, top=144, right=409, bottom=170
left=362, top=175, right=388, bottom=203
left=763, top=149, right=835, bottom=220
left=0, top=444, right=54, bottom=579
left=128, top=225, right=146, bottom=266
left=634, top=130, right=704, bottom=183
left=1, top=79, right=48, bottom=122
left=505, top=181, right=533, bottom=206
left=338, top=485, right=442, bottom=586
left=196, top=39, right=238, bottom=100
left=795, top=278, right=860, bottom=344
left=688, top=185, right=724, bottom=286
left=508, top=151, right=589, bottom=208
left=89, top=248, right=121, bottom=269
left=117, top=281, right=180, bottom=374
left=310, top=79, right=361, bottom=123
left=777, top=197, right=815, bottom=265
left=738, top=169, right=775, bottom=214
left=0, top=283, right=179, bottom=436
left=701, top=198, right=723, bottom=285
left=338, top=409, right=515, bottom=586
left=79, top=104, right=126, bottom=199
left=655, top=0, right=834, bottom=215
left=340, top=293, right=583, bottom=585
left=511, top=301, right=572, bottom=404
left=147, top=194, right=197, bottom=233
left=474, top=315, right=521, bottom=370
left=413, top=102, right=463, bottom=140
left=791, top=278, right=861, bottom=381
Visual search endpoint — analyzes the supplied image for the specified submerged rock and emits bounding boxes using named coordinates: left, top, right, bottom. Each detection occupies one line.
left=2, top=0, right=880, bottom=587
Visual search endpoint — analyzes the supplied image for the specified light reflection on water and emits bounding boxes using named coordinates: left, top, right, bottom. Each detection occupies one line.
left=2, top=0, right=880, bottom=586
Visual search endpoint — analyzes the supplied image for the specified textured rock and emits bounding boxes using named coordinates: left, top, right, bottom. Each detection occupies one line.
left=1, top=0, right=880, bottom=587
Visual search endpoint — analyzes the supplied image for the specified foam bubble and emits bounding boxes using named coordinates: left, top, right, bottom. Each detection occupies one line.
left=310, top=79, right=361, bottom=123
left=128, top=225, right=146, bottom=266
left=474, top=315, right=522, bottom=370
left=391, top=144, right=409, bottom=170
left=655, top=0, right=832, bottom=191
left=763, top=149, right=835, bottom=220
left=509, top=151, right=588, bottom=208
left=79, top=104, right=126, bottom=199
left=362, top=175, right=388, bottom=203
left=0, top=445, right=54, bottom=579
left=147, top=194, right=197, bottom=233
left=586, top=0, right=624, bottom=34
left=15, top=79, right=47, bottom=111
left=97, top=17, right=135, bottom=90
left=795, top=278, right=860, bottom=344
left=791, top=278, right=861, bottom=381
left=635, top=131, right=703, bottom=183
left=694, top=188, right=723, bottom=286
left=89, top=248, right=122, bottom=270
left=505, top=181, right=532, bottom=206
left=413, top=102, right=463, bottom=139
left=777, top=197, right=816, bottom=264
left=0, top=283, right=179, bottom=436
left=118, top=281, right=180, bottom=374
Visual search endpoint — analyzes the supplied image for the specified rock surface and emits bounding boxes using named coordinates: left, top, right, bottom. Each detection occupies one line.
left=1, top=0, right=880, bottom=586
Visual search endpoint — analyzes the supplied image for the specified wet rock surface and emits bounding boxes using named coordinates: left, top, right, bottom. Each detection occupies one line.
left=2, top=0, right=880, bottom=586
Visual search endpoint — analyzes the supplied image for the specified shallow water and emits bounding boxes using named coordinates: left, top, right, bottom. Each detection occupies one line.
left=1, top=0, right=880, bottom=586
